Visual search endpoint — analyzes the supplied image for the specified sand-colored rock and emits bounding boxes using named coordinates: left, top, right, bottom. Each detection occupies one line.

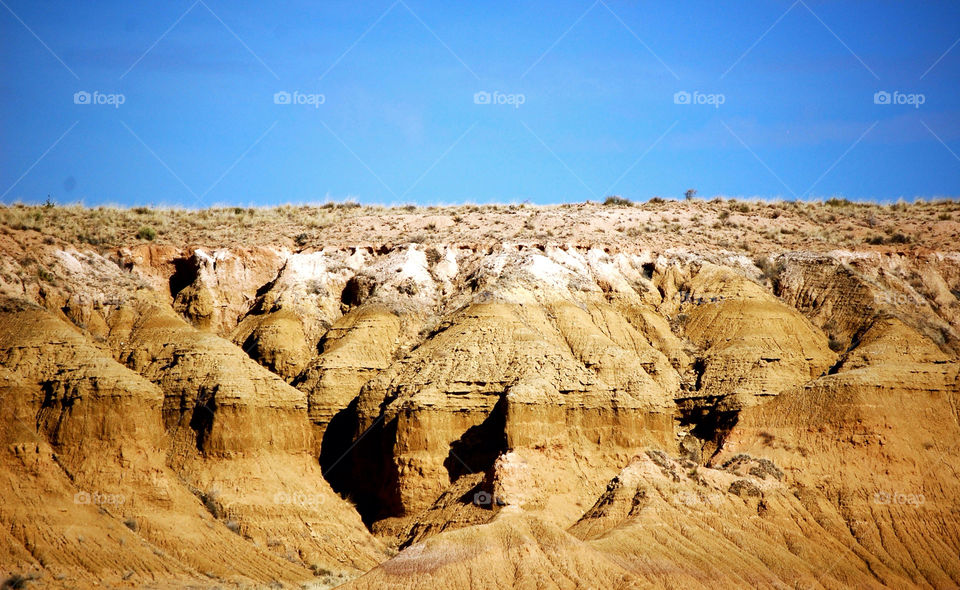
left=1, top=205, right=959, bottom=588
left=0, top=302, right=323, bottom=587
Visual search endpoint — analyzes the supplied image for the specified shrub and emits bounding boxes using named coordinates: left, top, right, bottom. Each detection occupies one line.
left=754, top=255, right=784, bottom=287
left=684, top=189, right=697, bottom=200
left=603, top=195, right=632, bottom=207
left=137, top=226, right=156, bottom=241
left=425, top=247, right=443, bottom=266
left=728, top=479, right=761, bottom=497
left=749, top=458, right=784, bottom=481
left=825, top=198, right=852, bottom=207
left=123, top=517, right=138, bottom=532
left=648, top=197, right=665, bottom=204
left=888, top=232, right=910, bottom=244
left=294, top=232, right=309, bottom=247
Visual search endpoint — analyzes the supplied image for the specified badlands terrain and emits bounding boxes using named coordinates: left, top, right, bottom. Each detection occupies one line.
left=1, top=197, right=959, bottom=589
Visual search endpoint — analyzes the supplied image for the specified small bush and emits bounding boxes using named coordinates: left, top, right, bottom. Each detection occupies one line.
left=684, top=189, right=697, bottom=200
left=728, top=479, right=762, bottom=497
left=749, top=458, right=784, bottom=481
left=123, top=517, right=138, bottom=532
left=137, top=226, right=156, bottom=241
left=425, top=247, right=443, bottom=266
left=648, top=197, right=665, bottom=204
left=825, top=198, right=852, bottom=207
left=603, top=195, right=632, bottom=207
left=294, top=232, right=309, bottom=247
left=888, top=232, right=910, bottom=244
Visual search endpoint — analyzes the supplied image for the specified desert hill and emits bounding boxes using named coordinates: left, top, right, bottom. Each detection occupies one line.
left=0, top=198, right=958, bottom=589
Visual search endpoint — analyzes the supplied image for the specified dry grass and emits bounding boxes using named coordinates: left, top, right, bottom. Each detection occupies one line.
left=1, top=197, right=958, bottom=254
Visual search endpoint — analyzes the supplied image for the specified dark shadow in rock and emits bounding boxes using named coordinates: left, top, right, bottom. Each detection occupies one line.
left=189, top=386, right=217, bottom=453
left=168, top=256, right=198, bottom=299
left=444, top=397, right=507, bottom=482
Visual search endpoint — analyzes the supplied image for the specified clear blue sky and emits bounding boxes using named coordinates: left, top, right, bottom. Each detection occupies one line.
left=1, top=1, right=958, bottom=206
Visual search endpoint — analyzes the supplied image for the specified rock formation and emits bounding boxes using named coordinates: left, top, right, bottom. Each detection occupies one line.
left=1, top=202, right=958, bottom=588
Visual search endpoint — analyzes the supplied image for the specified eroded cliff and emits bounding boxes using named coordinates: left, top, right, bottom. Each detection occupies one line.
left=1, top=201, right=958, bottom=589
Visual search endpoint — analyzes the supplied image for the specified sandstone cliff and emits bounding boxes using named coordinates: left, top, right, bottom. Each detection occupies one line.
left=1, top=201, right=958, bottom=589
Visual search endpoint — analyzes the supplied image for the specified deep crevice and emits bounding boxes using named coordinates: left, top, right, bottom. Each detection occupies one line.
left=444, top=397, right=507, bottom=482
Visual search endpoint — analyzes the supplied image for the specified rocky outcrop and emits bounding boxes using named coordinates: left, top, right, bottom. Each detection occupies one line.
left=2, top=220, right=959, bottom=589
left=0, top=302, right=322, bottom=587
left=104, top=294, right=387, bottom=572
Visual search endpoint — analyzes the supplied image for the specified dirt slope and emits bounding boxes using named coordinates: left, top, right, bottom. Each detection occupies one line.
left=0, top=201, right=958, bottom=589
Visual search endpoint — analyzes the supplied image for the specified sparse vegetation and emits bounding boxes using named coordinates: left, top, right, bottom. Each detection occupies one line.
left=728, top=479, right=762, bottom=497
left=603, top=195, right=632, bottom=207
left=0, top=198, right=953, bottom=256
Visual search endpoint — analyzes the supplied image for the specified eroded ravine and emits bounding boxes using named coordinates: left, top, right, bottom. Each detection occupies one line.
left=2, top=227, right=959, bottom=589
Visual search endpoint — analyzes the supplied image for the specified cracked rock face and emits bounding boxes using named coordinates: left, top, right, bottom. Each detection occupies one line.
left=2, top=226, right=959, bottom=589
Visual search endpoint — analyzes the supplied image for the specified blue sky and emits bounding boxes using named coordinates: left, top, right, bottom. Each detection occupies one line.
left=1, top=1, right=958, bottom=206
